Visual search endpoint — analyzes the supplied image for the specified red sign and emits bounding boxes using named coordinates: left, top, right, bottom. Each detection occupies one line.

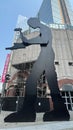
left=1, top=54, right=11, bottom=82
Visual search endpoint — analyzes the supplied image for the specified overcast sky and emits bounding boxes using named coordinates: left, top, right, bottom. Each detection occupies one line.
left=0, top=0, right=73, bottom=77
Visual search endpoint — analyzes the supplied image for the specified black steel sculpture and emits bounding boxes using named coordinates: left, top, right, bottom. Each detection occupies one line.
left=4, top=17, right=70, bottom=122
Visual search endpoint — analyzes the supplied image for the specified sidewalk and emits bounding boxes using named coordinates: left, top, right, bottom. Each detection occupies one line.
left=0, top=111, right=73, bottom=130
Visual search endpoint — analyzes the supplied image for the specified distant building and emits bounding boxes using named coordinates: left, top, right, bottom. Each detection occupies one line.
left=38, top=0, right=73, bottom=25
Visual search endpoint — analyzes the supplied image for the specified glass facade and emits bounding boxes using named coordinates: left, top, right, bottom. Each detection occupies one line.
left=14, top=15, right=29, bottom=42
left=37, top=0, right=53, bottom=24
left=64, top=0, right=73, bottom=25
left=51, top=0, right=63, bottom=24
left=16, top=15, right=29, bottom=32
left=38, top=0, right=73, bottom=26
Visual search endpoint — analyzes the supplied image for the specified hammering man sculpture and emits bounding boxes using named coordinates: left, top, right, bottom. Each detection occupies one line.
left=4, top=17, right=70, bottom=122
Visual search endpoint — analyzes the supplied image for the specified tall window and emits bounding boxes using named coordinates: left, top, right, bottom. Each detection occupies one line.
left=61, top=84, right=73, bottom=111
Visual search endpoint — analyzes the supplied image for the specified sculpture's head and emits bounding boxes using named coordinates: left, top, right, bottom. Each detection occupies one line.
left=27, top=17, right=40, bottom=29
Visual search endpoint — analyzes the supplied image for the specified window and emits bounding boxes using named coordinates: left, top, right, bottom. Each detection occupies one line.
left=61, top=91, right=73, bottom=111
left=55, top=61, right=59, bottom=65
left=61, top=84, right=73, bottom=111
left=68, top=62, right=73, bottom=66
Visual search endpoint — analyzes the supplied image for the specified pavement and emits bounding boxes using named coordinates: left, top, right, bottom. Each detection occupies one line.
left=0, top=111, right=73, bottom=130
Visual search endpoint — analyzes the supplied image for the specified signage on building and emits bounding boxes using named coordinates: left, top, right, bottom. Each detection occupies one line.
left=1, top=54, right=11, bottom=83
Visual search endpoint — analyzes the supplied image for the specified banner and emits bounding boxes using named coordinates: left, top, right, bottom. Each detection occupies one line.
left=1, top=54, right=11, bottom=83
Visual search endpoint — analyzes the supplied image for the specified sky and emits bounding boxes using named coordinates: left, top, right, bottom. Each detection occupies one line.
left=0, top=0, right=43, bottom=77
left=0, top=0, right=73, bottom=78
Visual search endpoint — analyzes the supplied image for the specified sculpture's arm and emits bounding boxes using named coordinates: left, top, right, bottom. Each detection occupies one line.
left=6, top=28, right=28, bottom=50
left=19, top=31, right=48, bottom=45
left=15, top=28, right=48, bottom=45
left=6, top=27, right=48, bottom=50
left=6, top=43, right=26, bottom=50
left=26, top=35, right=48, bottom=45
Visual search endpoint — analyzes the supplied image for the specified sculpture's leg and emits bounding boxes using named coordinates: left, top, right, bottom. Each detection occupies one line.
left=43, top=62, right=70, bottom=121
left=4, top=55, right=45, bottom=122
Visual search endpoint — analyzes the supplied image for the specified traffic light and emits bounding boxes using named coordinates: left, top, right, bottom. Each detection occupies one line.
left=5, top=74, right=10, bottom=82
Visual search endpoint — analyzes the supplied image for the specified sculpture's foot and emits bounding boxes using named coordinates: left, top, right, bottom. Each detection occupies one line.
left=4, top=96, right=36, bottom=122
left=43, top=93, right=70, bottom=121
left=4, top=111, right=36, bottom=122
left=43, top=109, right=70, bottom=121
